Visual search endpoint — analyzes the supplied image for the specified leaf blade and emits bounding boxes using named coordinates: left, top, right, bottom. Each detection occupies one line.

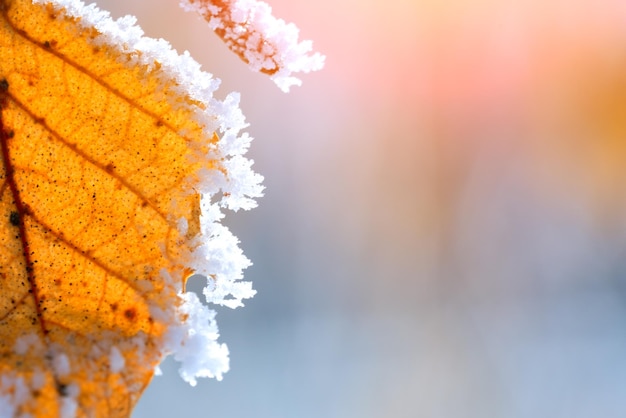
left=0, top=0, right=243, bottom=416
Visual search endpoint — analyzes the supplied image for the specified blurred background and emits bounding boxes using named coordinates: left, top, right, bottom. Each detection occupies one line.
left=98, top=0, right=626, bottom=417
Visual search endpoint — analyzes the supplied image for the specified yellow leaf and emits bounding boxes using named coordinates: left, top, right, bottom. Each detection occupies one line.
left=0, top=0, right=259, bottom=416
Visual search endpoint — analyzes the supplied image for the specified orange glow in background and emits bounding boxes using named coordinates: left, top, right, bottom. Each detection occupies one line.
left=96, top=0, right=626, bottom=416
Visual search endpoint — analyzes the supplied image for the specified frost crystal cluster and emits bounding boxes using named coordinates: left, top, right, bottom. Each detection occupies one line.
left=181, top=0, right=325, bottom=91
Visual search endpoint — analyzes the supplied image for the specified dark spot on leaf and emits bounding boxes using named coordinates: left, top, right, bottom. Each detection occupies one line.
left=124, top=308, right=137, bottom=321
left=56, top=382, right=68, bottom=397
left=0, top=79, right=8, bottom=92
left=9, top=211, right=19, bottom=226
left=110, top=303, right=118, bottom=312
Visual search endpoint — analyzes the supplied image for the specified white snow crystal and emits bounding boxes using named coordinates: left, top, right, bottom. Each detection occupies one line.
left=13, top=334, right=42, bottom=356
left=52, top=353, right=71, bottom=377
left=162, top=292, right=230, bottom=384
left=0, top=375, right=29, bottom=415
left=109, top=346, right=125, bottom=374
left=0, top=395, right=16, bottom=418
left=180, top=0, right=325, bottom=92
left=60, top=385, right=79, bottom=418
left=30, top=372, right=46, bottom=391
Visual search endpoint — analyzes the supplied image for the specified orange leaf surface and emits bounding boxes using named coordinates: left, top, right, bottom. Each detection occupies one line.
left=0, top=0, right=261, bottom=416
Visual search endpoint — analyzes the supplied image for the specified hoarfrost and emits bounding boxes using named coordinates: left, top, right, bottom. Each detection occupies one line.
left=109, top=346, right=125, bottom=374
left=162, top=292, right=230, bottom=385
left=0, top=396, right=15, bottom=418
left=0, top=375, right=29, bottom=416
left=180, top=0, right=325, bottom=91
left=59, top=385, right=79, bottom=418
left=14, top=334, right=42, bottom=356
left=52, top=353, right=71, bottom=377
